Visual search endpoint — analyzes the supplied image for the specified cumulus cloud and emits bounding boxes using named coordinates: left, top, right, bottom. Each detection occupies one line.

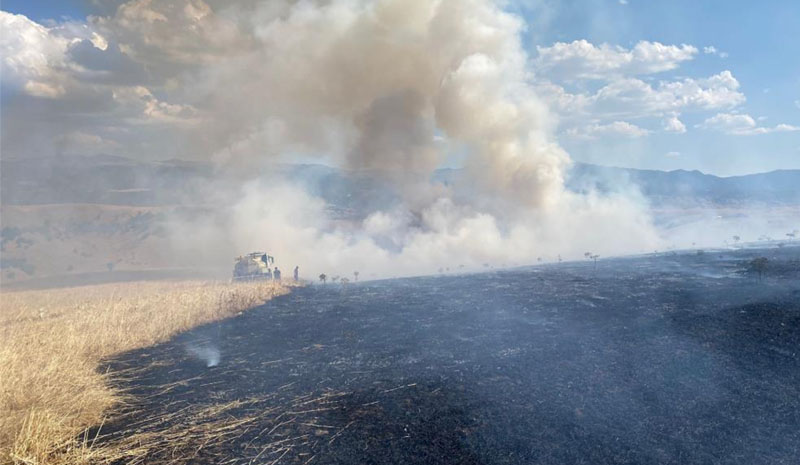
left=662, top=114, right=687, bottom=133
left=565, top=121, right=650, bottom=139
left=0, top=11, right=72, bottom=98
left=531, top=37, right=753, bottom=140
left=535, top=40, right=697, bottom=80
left=112, top=86, right=199, bottom=124
left=92, top=0, right=247, bottom=66
left=538, top=70, right=745, bottom=121
left=56, top=131, right=121, bottom=154
left=0, top=9, right=202, bottom=161
left=703, top=45, right=728, bottom=58
left=697, top=113, right=800, bottom=135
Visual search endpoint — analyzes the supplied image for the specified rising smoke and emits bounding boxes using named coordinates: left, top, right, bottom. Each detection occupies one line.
left=0, top=0, right=665, bottom=280
left=150, top=0, right=662, bottom=278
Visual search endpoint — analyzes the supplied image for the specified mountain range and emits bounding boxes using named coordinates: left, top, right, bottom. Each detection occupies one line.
left=3, top=154, right=799, bottom=208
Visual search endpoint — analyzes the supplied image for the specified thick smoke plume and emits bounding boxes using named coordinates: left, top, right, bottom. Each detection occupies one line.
left=143, top=0, right=661, bottom=278
left=1, top=0, right=665, bottom=279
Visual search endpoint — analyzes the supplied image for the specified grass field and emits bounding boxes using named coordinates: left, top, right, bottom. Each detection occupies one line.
left=0, top=279, right=291, bottom=464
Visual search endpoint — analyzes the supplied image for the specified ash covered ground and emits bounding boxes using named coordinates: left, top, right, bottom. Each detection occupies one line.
left=102, top=246, right=800, bottom=464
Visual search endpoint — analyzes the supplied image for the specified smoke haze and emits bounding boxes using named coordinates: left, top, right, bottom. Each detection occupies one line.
left=118, top=0, right=659, bottom=278
left=2, top=0, right=796, bottom=283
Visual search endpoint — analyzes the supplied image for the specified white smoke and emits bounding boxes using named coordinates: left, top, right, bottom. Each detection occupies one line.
left=166, top=178, right=659, bottom=280
left=186, top=342, right=221, bottom=367
left=138, top=0, right=663, bottom=278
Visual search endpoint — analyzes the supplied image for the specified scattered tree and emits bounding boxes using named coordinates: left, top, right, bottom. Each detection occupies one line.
left=733, top=235, right=741, bottom=243
left=319, top=273, right=327, bottom=284
left=340, top=277, right=350, bottom=285
left=749, top=257, right=768, bottom=282
left=353, top=271, right=359, bottom=281
left=331, top=276, right=340, bottom=283
left=106, top=262, right=115, bottom=272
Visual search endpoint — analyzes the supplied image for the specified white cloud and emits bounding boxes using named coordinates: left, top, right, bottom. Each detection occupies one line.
left=535, top=40, right=697, bottom=80
left=23, top=80, right=66, bottom=98
left=0, top=12, right=116, bottom=99
left=531, top=38, right=755, bottom=140
left=665, top=151, right=680, bottom=158
left=795, top=99, right=800, bottom=109
left=0, top=10, right=205, bottom=160
left=90, top=32, right=108, bottom=51
left=112, top=86, right=199, bottom=124
left=538, top=70, right=745, bottom=120
left=662, top=114, right=687, bottom=133
left=93, top=0, right=245, bottom=65
left=703, top=46, right=729, bottom=58
left=565, top=121, right=650, bottom=139
left=697, top=113, right=800, bottom=135
left=57, top=131, right=120, bottom=153
left=0, top=11, right=71, bottom=97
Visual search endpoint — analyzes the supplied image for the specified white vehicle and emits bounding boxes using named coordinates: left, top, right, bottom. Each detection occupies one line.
left=232, top=252, right=275, bottom=281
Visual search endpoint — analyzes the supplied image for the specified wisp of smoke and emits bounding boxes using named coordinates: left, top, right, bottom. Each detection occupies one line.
left=186, top=342, right=221, bottom=367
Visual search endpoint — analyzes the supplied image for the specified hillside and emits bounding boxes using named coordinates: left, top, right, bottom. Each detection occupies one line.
left=3, top=155, right=800, bottom=209
left=2, top=155, right=798, bottom=284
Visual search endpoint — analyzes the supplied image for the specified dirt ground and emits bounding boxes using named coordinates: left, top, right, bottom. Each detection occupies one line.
left=100, top=246, right=800, bottom=464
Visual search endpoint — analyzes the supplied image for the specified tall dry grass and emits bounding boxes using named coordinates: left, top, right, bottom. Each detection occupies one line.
left=0, top=279, right=291, bottom=464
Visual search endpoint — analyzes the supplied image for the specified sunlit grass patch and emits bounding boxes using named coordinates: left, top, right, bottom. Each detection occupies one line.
left=0, top=279, right=291, bottom=464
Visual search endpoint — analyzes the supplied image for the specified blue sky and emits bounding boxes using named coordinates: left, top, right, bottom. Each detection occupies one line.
left=1, top=0, right=86, bottom=21
left=513, top=0, right=800, bottom=175
left=1, top=0, right=798, bottom=176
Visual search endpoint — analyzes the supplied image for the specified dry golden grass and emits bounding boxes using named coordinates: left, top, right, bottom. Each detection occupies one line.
left=0, top=279, right=292, bottom=464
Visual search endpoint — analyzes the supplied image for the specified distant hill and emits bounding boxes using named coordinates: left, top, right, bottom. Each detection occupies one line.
left=2, top=154, right=798, bottom=284
left=567, top=163, right=800, bottom=207
left=0, top=154, right=214, bottom=206
left=3, top=154, right=799, bottom=208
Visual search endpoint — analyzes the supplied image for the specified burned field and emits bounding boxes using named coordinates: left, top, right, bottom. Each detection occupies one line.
left=101, top=247, right=800, bottom=464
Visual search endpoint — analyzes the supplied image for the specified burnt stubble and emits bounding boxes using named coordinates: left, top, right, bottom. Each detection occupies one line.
left=101, top=246, right=800, bottom=464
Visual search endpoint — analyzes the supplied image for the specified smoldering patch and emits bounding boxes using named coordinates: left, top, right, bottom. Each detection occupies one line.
left=185, top=342, right=221, bottom=367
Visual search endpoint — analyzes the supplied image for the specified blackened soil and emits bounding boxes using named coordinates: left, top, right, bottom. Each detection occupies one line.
left=101, top=247, right=800, bottom=464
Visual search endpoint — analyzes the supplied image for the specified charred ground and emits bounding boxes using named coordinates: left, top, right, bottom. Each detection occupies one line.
left=101, top=246, right=800, bottom=464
